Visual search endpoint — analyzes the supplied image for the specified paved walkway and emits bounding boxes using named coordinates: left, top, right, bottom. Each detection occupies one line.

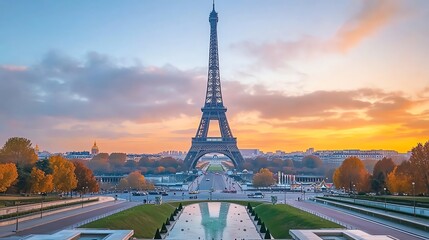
left=314, top=197, right=429, bottom=229
left=289, top=200, right=429, bottom=240
left=0, top=198, right=138, bottom=239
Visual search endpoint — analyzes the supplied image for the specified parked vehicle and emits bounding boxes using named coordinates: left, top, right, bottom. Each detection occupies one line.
left=247, top=192, right=264, bottom=198
left=132, top=191, right=148, bottom=196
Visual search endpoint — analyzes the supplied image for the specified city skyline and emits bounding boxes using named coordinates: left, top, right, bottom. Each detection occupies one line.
left=1, top=0, right=428, bottom=153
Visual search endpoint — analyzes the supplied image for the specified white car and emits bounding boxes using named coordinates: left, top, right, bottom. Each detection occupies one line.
left=247, top=192, right=264, bottom=198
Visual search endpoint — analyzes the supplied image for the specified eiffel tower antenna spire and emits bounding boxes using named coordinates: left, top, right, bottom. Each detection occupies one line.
left=184, top=2, right=244, bottom=170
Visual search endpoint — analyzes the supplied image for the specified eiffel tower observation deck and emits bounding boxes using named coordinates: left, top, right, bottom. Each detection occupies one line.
left=184, top=2, right=244, bottom=170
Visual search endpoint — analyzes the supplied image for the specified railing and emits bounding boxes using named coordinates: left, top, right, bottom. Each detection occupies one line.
left=192, top=137, right=237, bottom=142
left=68, top=203, right=142, bottom=229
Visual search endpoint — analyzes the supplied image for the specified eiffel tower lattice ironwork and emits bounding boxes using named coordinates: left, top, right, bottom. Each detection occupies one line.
left=184, top=3, right=244, bottom=170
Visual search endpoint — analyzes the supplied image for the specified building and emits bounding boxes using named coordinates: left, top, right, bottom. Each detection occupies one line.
left=91, top=141, right=99, bottom=155
left=240, top=149, right=261, bottom=157
left=65, top=151, right=92, bottom=160
left=34, top=144, right=40, bottom=153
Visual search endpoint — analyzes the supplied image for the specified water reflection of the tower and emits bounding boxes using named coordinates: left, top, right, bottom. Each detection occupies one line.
left=199, top=202, right=230, bottom=239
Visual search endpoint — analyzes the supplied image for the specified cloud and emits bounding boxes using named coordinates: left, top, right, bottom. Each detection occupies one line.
left=0, top=65, right=28, bottom=72
left=335, top=0, right=399, bottom=52
left=233, top=0, right=401, bottom=68
left=1, top=50, right=427, bottom=152
left=222, top=82, right=428, bottom=132
left=0, top=50, right=206, bottom=123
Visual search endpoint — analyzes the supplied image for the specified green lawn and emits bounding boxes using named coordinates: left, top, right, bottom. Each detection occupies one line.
left=254, top=203, right=343, bottom=239
left=81, top=200, right=339, bottom=239
left=82, top=203, right=178, bottom=238
left=206, top=164, right=223, bottom=172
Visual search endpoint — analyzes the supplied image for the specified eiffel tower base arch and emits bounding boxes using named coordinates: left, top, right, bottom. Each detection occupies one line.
left=184, top=139, right=244, bottom=170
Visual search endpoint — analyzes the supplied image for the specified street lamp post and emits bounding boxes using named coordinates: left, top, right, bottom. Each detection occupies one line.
left=383, top=187, right=387, bottom=209
left=40, top=194, right=44, bottom=218
left=353, top=184, right=356, bottom=203
left=412, top=182, right=416, bottom=216
left=284, top=188, right=287, bottom=204
left=15, top=203, right=19, bottom=232
left=81, top=187, right=84, bottom=208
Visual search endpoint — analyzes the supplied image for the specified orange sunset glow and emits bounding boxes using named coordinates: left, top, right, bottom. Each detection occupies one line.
left=1, top=0, right=428, bottom=154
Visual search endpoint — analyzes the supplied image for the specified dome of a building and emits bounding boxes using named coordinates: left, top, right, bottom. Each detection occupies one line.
left=91, top=141, right=99, bottom=155
left=34, top=144, right=40, bottom=153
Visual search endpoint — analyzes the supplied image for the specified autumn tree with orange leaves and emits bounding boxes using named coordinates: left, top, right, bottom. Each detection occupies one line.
left=409, top=141, right=429, bottom=194
left=387, top=141, right=429, bottom=195
left=29, top=167, right=54, bottom=193
left=0, top=163, right=18, bottom=192
left=333, top=157, right=370, bottom=192
left=73, top=161, right=99, bottom=193
left=49, top=155, right=78, bottom=193
left=387, top=161, right=412, bottom=194
left=252, top=168, right=276, bottom=188
left=126, top=171, right=153, bottom=190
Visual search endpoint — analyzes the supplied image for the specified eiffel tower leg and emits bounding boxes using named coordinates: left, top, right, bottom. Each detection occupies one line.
left=184, top=146, right=200, bottom=170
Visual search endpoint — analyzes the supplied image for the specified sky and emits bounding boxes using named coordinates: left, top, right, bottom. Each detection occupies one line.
left=1, top=0, right=428, bottom=154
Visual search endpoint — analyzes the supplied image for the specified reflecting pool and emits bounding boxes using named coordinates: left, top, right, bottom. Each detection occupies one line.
left=166, top=202, right=261, bottom=240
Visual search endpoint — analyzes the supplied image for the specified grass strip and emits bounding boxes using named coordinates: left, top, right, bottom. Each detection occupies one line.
left=206, top=164, right=224, bottom=172
left=82, top=203, right=178, bottom=239
left=82, top=200, right=337, bottom=239
left=0, top=196, right=62, bottom=208
left=254, top=203, right=343, bottom=239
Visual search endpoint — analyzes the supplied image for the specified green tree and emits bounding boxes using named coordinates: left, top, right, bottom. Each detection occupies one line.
left=138, top=156, right=154, bottom=167
left=302, top=155, right=323, bottom=169
left=124, top=160, right=137, bottom=169
left=108, top=153, right=127, bottom=169
left=371, top=157, right=395, bottom=193
left=0, top=163, right=18, bottom=192
left=254, top=157, right=269, bottom=169
left=35, top=158, right=52, bottom=174
left=49, top=155, right=78, bottom=193
left=88, top=153, right=110, bottom=173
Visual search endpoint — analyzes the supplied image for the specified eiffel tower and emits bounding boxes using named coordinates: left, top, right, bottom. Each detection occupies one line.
left=184, top=2, right=244, bottom=170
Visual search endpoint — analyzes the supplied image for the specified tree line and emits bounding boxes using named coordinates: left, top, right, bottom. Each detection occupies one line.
left=88, top=153, right=185, bottom=175
left=243, top=155, right=327, bottom=177
left=0, top=137, right=99, bottom=194
left=333, top=140, right=429, bottom=195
